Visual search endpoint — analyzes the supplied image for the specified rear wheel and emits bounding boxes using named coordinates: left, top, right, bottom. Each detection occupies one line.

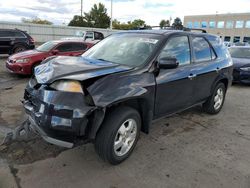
left=13, top=45, right=27, bottom=54
left=95, top=106, right=141, bottom=165
left=202, top=82, right=226, bottom=114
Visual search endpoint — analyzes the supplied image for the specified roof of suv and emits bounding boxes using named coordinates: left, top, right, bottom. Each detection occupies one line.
left=116, top=29, right=214, bottom=37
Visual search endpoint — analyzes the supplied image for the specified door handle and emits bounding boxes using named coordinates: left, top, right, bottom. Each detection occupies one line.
left=216, top=67, right=221, bottom=73
left=188, top=74, right=197, bottom=80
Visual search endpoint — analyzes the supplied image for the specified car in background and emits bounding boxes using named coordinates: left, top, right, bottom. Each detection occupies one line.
left=22, top=30, right=233, bottom=164
left=62, top=31, right=104, bottom=43
left=224, top=41, right=233, bottom=48
left=229, top=46, right=250, bottom=84
left=6, top=40, right=94, bottom=75
left=0, top=28, right=35, bottom=55
left=234, top=42, right=250, bottom=47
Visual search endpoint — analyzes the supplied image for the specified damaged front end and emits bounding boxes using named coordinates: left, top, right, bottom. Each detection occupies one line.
left=1, top=56, right=135, bottom=148
left=25, top=76, right=106, bottom=147
left=2, top=76, right=105, bottom=148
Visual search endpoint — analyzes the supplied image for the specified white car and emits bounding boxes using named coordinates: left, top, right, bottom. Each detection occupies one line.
left=62, top=31, right=104, bottom=44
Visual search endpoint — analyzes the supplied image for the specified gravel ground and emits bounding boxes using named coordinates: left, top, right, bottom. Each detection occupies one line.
left=0, top=56, right=250, bottom=188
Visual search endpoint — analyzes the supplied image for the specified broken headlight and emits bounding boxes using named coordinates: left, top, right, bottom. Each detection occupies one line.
left=50, top=80, right=83, bottom=93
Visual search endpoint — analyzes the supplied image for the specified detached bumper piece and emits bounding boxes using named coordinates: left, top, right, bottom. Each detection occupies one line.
left=23, top=82, right=95, bottom=148
left=233, top=69, right=250, bottom=84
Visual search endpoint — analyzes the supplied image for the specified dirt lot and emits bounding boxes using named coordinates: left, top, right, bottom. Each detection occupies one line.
left=0, top=56, right=250, bottom=188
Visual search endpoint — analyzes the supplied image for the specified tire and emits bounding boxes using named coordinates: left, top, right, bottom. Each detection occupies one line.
left=202, top=82, right=226, bottom=114
left=95, top=106, right=141, bottom=165
left=13, top=45, right=27, bottom=54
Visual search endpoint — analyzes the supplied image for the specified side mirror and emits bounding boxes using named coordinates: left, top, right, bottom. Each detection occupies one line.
left=158, top=57, right=179, bottom=69
left=51, top=49, right=59, bottom=55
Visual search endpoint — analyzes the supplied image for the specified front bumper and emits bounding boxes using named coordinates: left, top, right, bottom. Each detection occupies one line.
left=23, top=79, right=95, bottom=147
left=233, top=68, right=250, bottom=84
left=5, top=60, right=32, bottom=75
left=28, top=115, right=74, bottom=148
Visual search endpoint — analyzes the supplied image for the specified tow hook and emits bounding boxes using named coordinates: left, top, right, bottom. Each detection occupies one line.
left=1, top=119, right=36, bottom=145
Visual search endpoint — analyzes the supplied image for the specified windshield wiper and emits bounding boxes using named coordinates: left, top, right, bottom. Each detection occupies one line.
left=97, top=58, right=117, bottom=64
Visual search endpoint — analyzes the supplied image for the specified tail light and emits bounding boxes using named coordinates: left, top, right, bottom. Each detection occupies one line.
left=29, top=37, right=35, bottom=43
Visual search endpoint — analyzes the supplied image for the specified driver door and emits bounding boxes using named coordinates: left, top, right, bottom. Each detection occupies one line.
left=155, top=34, right=196, bottom=118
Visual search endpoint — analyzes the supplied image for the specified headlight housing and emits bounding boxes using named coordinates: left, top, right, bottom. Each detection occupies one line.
left=50, top=80, right=83, bottom=93
left=240, top=67, right=250, bottom=71
left=15, top=58, right=30, bottom=63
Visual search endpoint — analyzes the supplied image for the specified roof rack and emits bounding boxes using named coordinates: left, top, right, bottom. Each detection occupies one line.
left=183, top=27, right=207, bottom=33
left=136, top=26, right=207, bottom=33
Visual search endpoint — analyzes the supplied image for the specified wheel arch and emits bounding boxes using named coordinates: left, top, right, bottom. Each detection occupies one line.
left=210, top=76, right=229, bottom=96
left=105, top=97, right=153, bottom=134
left=88, top=97, right=153, bottom=140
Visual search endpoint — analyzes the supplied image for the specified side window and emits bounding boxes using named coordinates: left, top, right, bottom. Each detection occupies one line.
left=192, top=37, right=212, bottom=62
left=85, top=32, right=94, bottom=40
left=56, top=43, right=73, bottom=52
left=13, top=31, right=26, bottom=38
left=71, top=43, right=88, bottom=51
left=94, top=32, right=104, bottom=40
left=159, top=36, right=191, bottom=65
left=0, top=30, right=14, bottom=37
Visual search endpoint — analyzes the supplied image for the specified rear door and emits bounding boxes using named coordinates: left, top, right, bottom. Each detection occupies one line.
left=155, top=34, right=196, bottom=117
left=0, top=30, right=14, bottom=54
left=189, top=36, right=219, bottom=103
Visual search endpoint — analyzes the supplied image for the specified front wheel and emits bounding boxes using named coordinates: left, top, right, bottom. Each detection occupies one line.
left=95, top=106, right=141, bottom=165
left=202, top=82, right=226, bottom=114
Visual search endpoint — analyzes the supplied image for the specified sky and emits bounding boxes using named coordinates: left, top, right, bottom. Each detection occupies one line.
left=0, top=0, right=250, bottom=26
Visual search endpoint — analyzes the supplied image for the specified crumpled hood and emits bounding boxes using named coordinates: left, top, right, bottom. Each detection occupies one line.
left=232, top=58, right=250, bottom=68
left=9, top=50, right=44, bottom=59
left=34, top=56, right=132, bottom=84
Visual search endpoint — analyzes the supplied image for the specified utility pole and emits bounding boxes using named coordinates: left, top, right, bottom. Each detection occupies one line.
left=110, top=0, right=113, bottom=29
left=81, top=0, right=83, bottom=17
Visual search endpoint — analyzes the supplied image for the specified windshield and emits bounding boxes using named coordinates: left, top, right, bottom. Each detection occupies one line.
left=36, top=41, right=58, bottom=52
left=82, top=33, right=161, bottom=67
left=229, top=48, right=250, bottom=59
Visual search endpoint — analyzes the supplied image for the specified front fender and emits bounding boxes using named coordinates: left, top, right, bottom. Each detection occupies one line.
left=87, top=72, right=156, bottom=108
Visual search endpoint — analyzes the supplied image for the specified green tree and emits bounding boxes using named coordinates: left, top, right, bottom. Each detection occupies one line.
left=68, top=15, right=88, bottom=27
left=172, top=17, right=183, bottom=30
left=159, top=19, right=170, bottom=29
left=68, top=3, right=110, bottom=28
left=113, top=19, right=150, bottom=30
left=21, top=17, right=53, bottom=25
left=84, top=3, right=110, bottom=28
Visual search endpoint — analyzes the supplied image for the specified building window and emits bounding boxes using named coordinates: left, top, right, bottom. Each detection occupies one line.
left=245, top=21, right=250, bottom=28
left=236, top=21, right=244, bottom=28
left=193, top=22, right=200, bottom=28
left=233, top=36, right=240, bottom=43
left=187, top=22, right=192, bottom=28
left=217, top=21, right=224, bottom=28
left=243, top=37, right=250, bottom=43
left=226, top=21, right=234, bottom=28
left=201, top=21, right=207, bottom=28
left=224, top=36, right=231, bottom=42
left=209, top=21, right=216, bottom=28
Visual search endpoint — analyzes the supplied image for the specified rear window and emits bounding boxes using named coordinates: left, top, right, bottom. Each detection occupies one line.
left=206, top=35, right=229, bottom=60
left=192, top=37, right=212, bottom=62
left=56, top=43, right=87, bottom=52
left=0, top=30, right=26, bottom=38
left=71, top=43, right=88, bottom=51
left=12, top=31, right=26, bottom=38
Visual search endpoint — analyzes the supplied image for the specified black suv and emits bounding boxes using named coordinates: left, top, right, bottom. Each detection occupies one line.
left=22, top=30, right=233, bottom=164
left=0, top=29, right=35, bottom=54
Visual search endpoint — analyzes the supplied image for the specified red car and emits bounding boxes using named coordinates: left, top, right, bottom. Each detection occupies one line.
left=6, top=40, right=94, bottom=75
